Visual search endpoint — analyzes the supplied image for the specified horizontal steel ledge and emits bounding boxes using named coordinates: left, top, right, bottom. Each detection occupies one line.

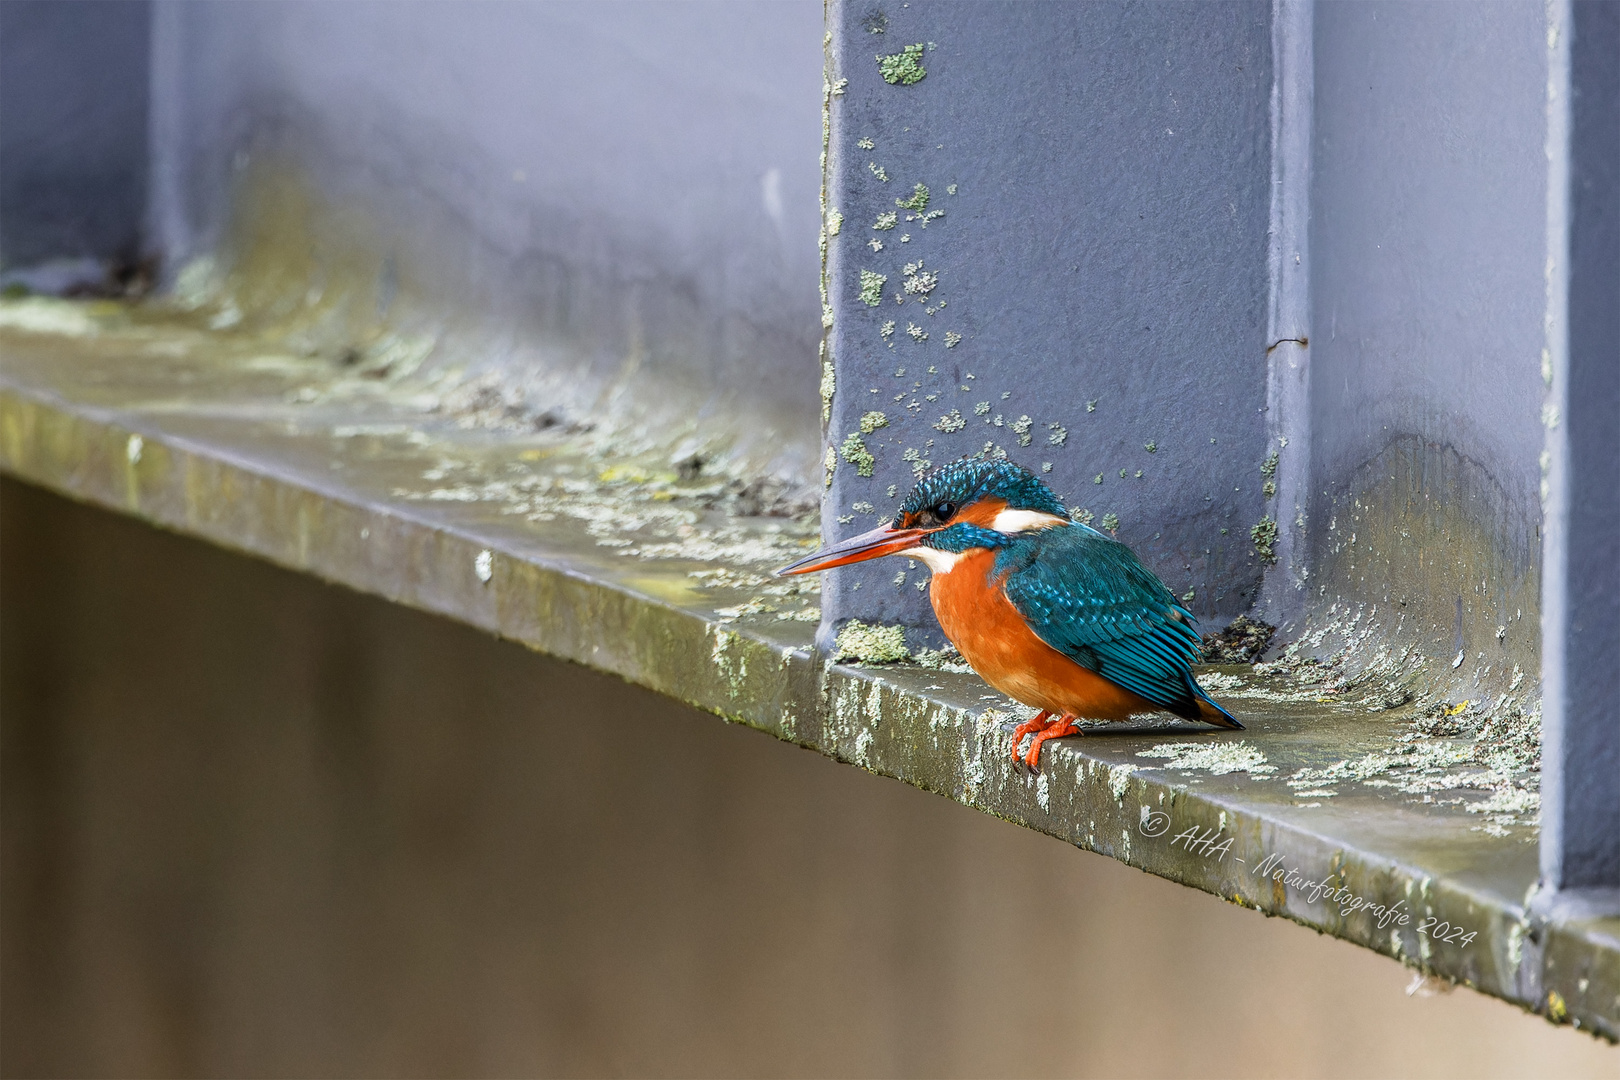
left=1, top=313, right=1615, bottom=1039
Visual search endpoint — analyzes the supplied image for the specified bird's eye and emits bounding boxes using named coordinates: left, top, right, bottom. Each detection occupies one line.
left=932, top=501, right=956, bottom=521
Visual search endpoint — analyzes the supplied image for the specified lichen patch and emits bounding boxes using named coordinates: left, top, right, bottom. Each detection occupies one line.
left=839, top=432, right=876, bottom=477
left=834, top=620, right=910, bottom=664
left=859, top=270, right=887, bottom=307
left=1136, top=741, right=1277, bottom=777
left=877, top=43, right=927, bottom=86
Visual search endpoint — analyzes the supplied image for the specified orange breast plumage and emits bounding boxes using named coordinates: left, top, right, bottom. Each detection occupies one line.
left=927, top=548, right=1160, bottom=722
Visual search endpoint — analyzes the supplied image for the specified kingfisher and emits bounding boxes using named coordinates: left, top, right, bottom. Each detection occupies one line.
left=778, top=457, right=1241, bottom=769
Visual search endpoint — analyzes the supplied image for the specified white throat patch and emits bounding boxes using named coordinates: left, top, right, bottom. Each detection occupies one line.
left=905, top=546, right=962, bottom=575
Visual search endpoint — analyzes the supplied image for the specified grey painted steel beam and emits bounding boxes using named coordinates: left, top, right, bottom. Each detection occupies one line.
left=3, top=309, right=1617, bottom=1037
left=1540, top=0, right=1620, bottom=895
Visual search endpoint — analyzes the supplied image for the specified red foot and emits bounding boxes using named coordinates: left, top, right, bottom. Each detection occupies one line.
left=1025, top=714, right=1081, bottom=770
left=1011, top=711, right=1053, bottom=763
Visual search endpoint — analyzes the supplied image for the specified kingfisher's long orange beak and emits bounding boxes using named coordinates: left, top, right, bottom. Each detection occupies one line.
left=776, top=523, right=932, bottom=576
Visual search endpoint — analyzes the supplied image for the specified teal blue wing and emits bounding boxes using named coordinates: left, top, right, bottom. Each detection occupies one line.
left=998, top=524, right=1209, bottom=719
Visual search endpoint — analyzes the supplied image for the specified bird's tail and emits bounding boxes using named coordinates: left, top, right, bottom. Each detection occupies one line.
left=1192, top=684, right=1244, bottom=730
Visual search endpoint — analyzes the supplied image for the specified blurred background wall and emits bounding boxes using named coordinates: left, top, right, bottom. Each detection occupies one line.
left=3, top=477, right=1614, bottom=1077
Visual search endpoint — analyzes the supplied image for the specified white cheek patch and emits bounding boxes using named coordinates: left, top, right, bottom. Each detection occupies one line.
left=990, top=509, right=1070, bottom=534
left=905, top=547, right=961, bottom=575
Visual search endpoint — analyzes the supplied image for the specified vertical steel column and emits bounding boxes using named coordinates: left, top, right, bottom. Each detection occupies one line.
left=1540, top=0, right=1620, bottom=896
left=820, top=0, right=1275, bottom=650
left=1258, top=0, right=1313, bottom=636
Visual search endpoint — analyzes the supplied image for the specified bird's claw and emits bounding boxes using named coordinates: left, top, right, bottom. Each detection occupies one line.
left=1010, top=711, right=1053, bottom=765
left=1023, top=714, right=1082, bottom=771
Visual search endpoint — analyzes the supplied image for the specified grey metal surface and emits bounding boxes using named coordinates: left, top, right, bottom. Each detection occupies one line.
left=1541, top=0, right=1620, bottom=892
left=820, top=0, right=1275, bottom=650
left=0, top=0, right=151, bottom=271
left=2, top=305, right=1615, bottom=1037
